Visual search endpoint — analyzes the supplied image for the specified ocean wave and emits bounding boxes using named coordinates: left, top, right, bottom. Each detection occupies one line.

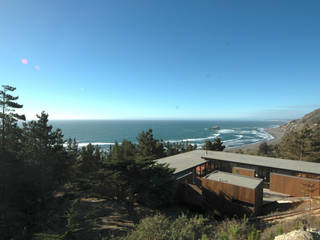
left=77, top=142, right=115, bottom=147
left=168, top=133, right=220, bottom=143
left=61, top=127, right=274, bottom=150
left=239, top=130, right=255, bottom=134
left=238, top=128, right=274, bottom=141
left=217, top=129, right=235, bottom=134
left=256, top=128, right=274, bottom=141
left=224, top=137, right=261, bottom=147
left=222, top=128, right=273, bottom=147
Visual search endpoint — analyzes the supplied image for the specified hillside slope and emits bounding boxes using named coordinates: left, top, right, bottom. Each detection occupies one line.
left=280, top=108, right=320, bottom=133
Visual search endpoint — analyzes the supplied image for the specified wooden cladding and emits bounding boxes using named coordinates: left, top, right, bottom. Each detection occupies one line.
left=270, top=173, right=320, bottom=197
left=295, top=172, right=320, bottom=180
left=232, top=167, right=255, bottom=178
left=200, top=177, right=263, bottom=208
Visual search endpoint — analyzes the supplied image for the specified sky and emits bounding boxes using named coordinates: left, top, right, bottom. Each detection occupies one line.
left=1, top=0, right=319, bottom=120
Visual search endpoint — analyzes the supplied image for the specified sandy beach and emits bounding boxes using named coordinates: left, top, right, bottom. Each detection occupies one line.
left=226, top=126, right=286, bottom=153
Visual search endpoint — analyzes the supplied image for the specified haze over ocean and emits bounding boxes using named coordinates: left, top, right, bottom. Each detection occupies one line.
left=51, top=120, right=286, bottom=149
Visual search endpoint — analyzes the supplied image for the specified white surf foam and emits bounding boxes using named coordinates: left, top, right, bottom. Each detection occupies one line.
left=168, top=133, right=220, bottom=143
left=239, top=130, right=255, bottom=134
left=235, top=134, right=244, bottom=139
left=77, top=142, right=115, bottom=147
left=256, top=128, right=274, bottom=141
left=218, top=129, right=235, bottom=134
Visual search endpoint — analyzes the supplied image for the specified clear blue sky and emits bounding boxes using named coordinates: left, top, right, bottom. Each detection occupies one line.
left=1, top=0, right=319, bottom=120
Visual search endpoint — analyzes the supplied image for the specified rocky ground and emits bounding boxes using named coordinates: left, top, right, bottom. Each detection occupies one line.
left=275, top=229, right=320, bottom=240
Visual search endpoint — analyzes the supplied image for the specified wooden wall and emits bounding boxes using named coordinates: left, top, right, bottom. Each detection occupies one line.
left=175, top=183, right=205, bottom=211
left=201, top=188, right=253, bottom=217
left=201, top=178, right=258, bottom=206
left=295, top=172, right=320, bottom=180
left=232, top=167, right=255, bottom=178
left=270, top=173, right=320, bottom=197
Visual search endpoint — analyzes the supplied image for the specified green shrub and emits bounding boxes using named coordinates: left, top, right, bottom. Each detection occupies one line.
left=276, top=225, right=283, bottom=236
left=268, top=231, right=274, bottom=240
left=120, top=214, right=213, bottom=240
left=295, top=220, right=300, bottom=230
left=228, top=223, right=240, bottom=240
left=247, top=226, right=261, bottom=240
left=219, top=232, right=229, bottom=240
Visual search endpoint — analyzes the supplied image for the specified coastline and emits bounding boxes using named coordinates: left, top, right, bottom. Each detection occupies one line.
left=226, top=126, right=286, bottom=153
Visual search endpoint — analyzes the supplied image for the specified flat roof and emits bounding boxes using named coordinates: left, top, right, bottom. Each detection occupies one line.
left=204, top=171, right=263, bottom=189
left=156, top=150, right=206, bottom=174
left=203, top=151, right=320, bottom=175
left=156, top=150, right=320, bottom=176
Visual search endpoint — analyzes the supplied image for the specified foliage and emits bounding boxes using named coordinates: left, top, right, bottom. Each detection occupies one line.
left=136, top=129, right=165, bottom=160
left=119, top=213, right=267, bottom=240
left=255, top=125, right=320, bottom=162
left=0, top=86, right=191, bottom=240
left=267, top=231, right=275, bottom=240
left=103, top=139, right=176, bottom=207
left=164, top=141, right=197, bottom=156
left=228, top=223, right=240, bottom=240
left=247, top=226, right=261, bottom=240
left=276, top=225, right=284, bottom=236
left=257, top=142, right=275, bottom=157
left=0, top=85, right=25, bottom=151
left=278, top=125, right=320, bottom=162
left=203, top=138, right=225, bottom=151
left=120, top=214, right=213, bottom=240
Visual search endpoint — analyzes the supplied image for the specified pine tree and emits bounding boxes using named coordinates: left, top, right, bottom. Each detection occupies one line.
left=22, top=112, right=71, bottom=191
left=211, top=138, right=225, bottom=151
left=78, top=143, right=103, bottom=173
left=136, top=129, right=165, bottom=160
left=257, top=142, right=274, bottom=157
left=0, top=85, right=25, bottom=149
left=203, top=138, right=225, bottom=151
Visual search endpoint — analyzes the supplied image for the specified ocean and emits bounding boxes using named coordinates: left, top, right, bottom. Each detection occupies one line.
left=50, top=120, right=286, bottom=149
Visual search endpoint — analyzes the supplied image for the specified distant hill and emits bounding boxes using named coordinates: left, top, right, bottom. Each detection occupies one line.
left=280, top=108, right=320, bottom=133
left=227, top=108, right=320, bottom=155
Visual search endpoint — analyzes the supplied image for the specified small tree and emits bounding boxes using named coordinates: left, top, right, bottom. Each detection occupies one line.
left=257, top=142, right=274, bottom=157
left=203, top=138, right=225, bottom=151
left=22, top=112, right=71, bottom=192
left=136, top=129, right=165, bottom=160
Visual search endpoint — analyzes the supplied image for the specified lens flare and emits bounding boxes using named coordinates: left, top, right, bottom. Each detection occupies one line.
left=34, top=65, right=40, bottom=70
left=21, top=59, right=28, bottom=64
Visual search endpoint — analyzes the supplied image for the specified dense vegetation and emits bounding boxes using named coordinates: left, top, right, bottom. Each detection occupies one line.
left=252, top=107, right=320, bottom=161
left=117, top=213, right=320, bottom=240
left=203, top=138, right=226, bottom=151
left=0, top=85, right=200, bottom=239
left=255, top=125, right=320, bottom=162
